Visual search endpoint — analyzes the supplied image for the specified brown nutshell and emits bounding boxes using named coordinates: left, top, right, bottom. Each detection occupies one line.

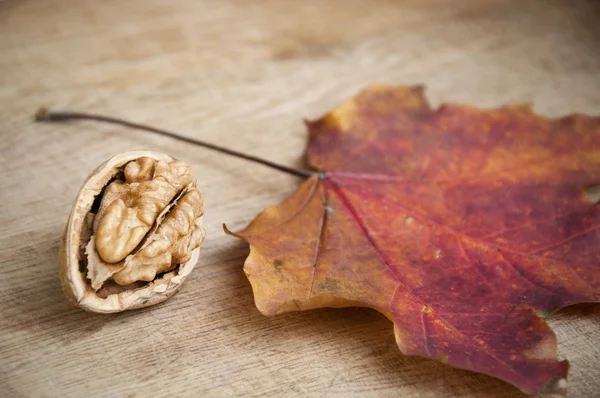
left=58, top=150, right=206, bottom=313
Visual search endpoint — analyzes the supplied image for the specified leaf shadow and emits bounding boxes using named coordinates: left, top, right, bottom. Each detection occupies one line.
left=204, top=244, right=526, bottom=398
left=5, top=225, right=594, bottom=397
left=553, top=302, right=600, bottom=317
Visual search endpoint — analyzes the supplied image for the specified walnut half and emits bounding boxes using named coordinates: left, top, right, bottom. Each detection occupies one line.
left=59, top=150, right=206, bottom=313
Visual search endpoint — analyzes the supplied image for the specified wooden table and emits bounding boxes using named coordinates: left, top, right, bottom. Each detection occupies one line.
left=1, top=1, right=599, bottom=396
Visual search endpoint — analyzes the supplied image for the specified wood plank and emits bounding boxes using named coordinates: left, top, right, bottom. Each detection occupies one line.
left=1, top=1, right=599, bottom=396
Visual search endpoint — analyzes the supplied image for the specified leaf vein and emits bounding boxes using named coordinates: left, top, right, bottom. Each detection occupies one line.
left=307, top=183, right=328, bottom=299
left=329, top=180, right=521, bottom=377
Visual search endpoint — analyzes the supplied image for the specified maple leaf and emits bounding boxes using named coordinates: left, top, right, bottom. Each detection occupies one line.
left=225, top=85, right=600, bottom=394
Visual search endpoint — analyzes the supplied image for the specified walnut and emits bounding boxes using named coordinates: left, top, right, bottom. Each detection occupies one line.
left=58, top=151, right=206, bottom=313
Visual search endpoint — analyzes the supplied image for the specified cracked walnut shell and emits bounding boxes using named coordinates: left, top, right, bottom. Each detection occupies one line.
left=59, top=150, right=206, bottom=313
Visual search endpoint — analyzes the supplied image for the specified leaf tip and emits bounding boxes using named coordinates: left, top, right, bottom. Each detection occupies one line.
left=537, top=372, right=568, bottom=397
left=364, top=82, right=426, bottom=94
left=223, top=223, right=243, bottom=239
left=583, top=184, right=600, bottom=204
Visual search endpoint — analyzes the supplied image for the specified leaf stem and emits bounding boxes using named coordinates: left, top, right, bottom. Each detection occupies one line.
left=34, top=108, right=316, bottom=179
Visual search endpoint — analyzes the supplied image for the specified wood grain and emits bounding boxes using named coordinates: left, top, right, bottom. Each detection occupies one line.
left=1, top=1, right=599, bottom=397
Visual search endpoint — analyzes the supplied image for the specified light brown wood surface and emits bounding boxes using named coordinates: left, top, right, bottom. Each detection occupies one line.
left=1, top=1, right=599, bottom=397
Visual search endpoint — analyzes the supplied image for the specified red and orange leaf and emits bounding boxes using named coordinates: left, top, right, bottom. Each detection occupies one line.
left=225, top=85, right=600, bottom=394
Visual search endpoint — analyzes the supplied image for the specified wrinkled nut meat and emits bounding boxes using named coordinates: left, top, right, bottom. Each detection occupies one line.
left=59, top=150, right=206, bottom=313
